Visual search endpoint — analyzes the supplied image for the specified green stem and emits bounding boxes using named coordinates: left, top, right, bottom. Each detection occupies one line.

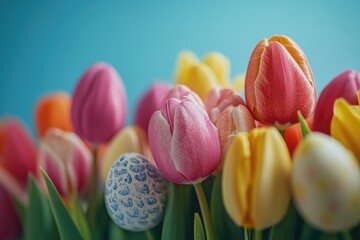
left=145, top=230, right=155, bottom=240
left=87, top=147, right=99, bottom=226
left=194, top=183, right=214, bottom=240
left=254, top=230, right=262, bottom=240
left=342, top=231, right=353, bottom=240
left=244, top=228, right=249, bottom=240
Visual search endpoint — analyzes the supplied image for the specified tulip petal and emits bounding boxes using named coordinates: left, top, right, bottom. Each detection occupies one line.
left=148, top=112, right=187, bottom=183
left=203, top=52, right=230, bottom=86
left=170, top=100, right=221, bottom=183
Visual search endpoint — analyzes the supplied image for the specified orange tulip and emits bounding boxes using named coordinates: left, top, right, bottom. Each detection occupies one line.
left=35, top=92, right=73, bottom=137
left=245, top=35, right=316, bottom=129
left=284, top=117, right=313, bottom=156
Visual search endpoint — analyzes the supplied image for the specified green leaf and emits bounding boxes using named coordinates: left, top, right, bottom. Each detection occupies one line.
left=24, top=174, right=59, bottom=240
left=210, top=172, right=244, bottom=240
left=297, top=111, right=311, bottom=138
left=269, top=201, right=298, bottom=240
left=194, top=213, right=205, bottom=240
left=299, top=223, right=320, bottom=240
left=351, top=225, right=360, bottom=240
left=162, top=183, right=194, bottom=240
left=41, top=169, right=83, bottom=240
left=93, top=192, right=111, bottom=240
left=69, top=193, right=91, bottom=240
left=10, top=193, right=26, bottom=225
left=109, top=222, right=128, bottom=240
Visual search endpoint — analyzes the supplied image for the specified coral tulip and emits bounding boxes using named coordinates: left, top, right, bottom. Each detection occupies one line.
left=222, top=127, right=292, bottom=229
left=38, top=128, right=92, bottom=196
left=148, top=96, right=221, bottom=184
left=0, top=185, right=21, bottom=240
left=34, top=92, right=73, bottom=137
left=204, top=87, right=246, bottom=123
left=245, top=35, right=316, bottom=129
left=292, top=133, right=360, bottom=232
left=331, top=97, right=360, bottom=163
left=285, top=117, right=314, bottom=156
left=134, top=82, right=171, bottom=134
left=101, top=126, right=152, bottom=182
left=314, top=69, right=360, bottom=134
left=71, top=62, right=127, bottom=145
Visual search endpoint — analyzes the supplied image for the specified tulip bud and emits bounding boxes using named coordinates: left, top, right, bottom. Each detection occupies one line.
left=105, top=153, right=167, bottom=231
left=292, top=133, right=360, bottom=232
left=245, top=35, right=316, bottom=129
left=38, top=128, right=91, bottom=196
left=134, top=83, right=171, bottom=134
left=222, top=128, right=292, bottom=229
left=148, top=96, right=221, bottom=184
left=71, top=62, right=127, bottom=145
left=101, top=126, right=152, bottom=182
left=314, top=70, right=360, bottom=134
left=0, top=185, right=21, bottom=239
left=162, top=84, right=204, bottom=108
left=331, top=98, right=360, bottom=163
left=203, top=52, right=230, bottom=86
left=34, top=92, right=73, bottom=137
left=0, top=118, right=37, bottom=188
left=204, top=87, right=246, bottom=123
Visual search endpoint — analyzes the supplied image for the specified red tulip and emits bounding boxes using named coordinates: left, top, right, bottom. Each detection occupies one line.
left=313, top=69, right=360, bottom=134
left=245, top=35, right=316, bottom=129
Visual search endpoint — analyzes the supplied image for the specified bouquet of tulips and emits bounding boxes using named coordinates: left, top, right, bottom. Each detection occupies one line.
left=1, top=35, right=360, bottom=240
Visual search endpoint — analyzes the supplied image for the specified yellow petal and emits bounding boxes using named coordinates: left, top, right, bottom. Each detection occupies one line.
left=182, top=63, right=218, bottom=100
left=230, top=74, right=246, bottom=92
left=203, top=52, right=230, bottom=86
left=175, top=51, right=199, bottom=85
left=331, top=99, right=360, bottom=163
left=357, top=90, right=360, bottom=105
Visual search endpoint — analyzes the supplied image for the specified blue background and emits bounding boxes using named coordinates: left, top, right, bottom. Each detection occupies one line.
left=1, top=1, right=360, bottom=137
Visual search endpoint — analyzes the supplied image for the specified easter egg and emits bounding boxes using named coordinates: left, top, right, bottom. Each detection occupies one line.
left=104, top=153, right=168, bottom=231
left=292, top=133, right=360, bottom=232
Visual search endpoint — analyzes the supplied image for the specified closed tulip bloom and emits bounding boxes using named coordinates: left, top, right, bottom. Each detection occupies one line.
left=38, top=128, right=92, bottom=196
left=134, top=82, right=171, bottom=134
left=245, top=35, right=316, bottom=129
left=0, top=118, right=37, bottom=188
left=285, top=117, right=314, bottom=156
left=331, top=97, right=360, bottom=163
left=314, top=70, right=360, bottom=134
left=148, top=96, right=221, bottom=184
left=162, top=84, right=204, bottom=108
left=101, top=126, right=152, bottom=182
left=35, top=92, right=73, bottom=137
left=204, top=87, right=246, bottom=123
left=203, top=52, right=230, bottom=86
left=0, top=185, right=21, bottom=239
left=71, top=62, right=127, bottom=145
left=222, top=128, right=292, bottom=229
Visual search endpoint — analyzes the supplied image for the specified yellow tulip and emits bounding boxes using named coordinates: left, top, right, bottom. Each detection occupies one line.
left=174, top=51, right=244, bottom=100
left=222, top=127, right=292, bottom=230
left=331, top=97, right=360, bottom=164
left=101, top=126, right=152, bottom=181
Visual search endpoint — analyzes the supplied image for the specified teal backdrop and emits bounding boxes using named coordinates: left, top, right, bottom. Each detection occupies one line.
left=1, top=1, right=360, bottom=137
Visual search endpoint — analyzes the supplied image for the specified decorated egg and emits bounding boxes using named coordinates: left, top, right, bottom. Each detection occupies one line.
left=104, top=153, right=168, bottom=231
left=292, top=133, right=360, bottom=232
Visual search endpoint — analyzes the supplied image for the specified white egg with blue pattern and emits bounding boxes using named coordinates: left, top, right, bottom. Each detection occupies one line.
left=105, top=153, right=168, bottom=231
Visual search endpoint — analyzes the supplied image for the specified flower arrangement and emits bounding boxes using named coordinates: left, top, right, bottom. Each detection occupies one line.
left=0, top=34, right=360, bottom=240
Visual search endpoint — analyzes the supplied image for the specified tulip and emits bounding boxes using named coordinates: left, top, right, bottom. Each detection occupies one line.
left=203, top=52, right=230, bottom=86
left=314, top=69, right=360, bottom=134
left=162, top=84, right=204, bottom=108
left=0, top=118, right=37, bottom=189
left=148, top=96, right=221, bottom=184
left=245, top=35, right=316, bottom=129
left=222, top=127, right=292, bottom=229
left=71, top=62, right=127, bottom=145
left=292, top=133, right=360, bottom=232
left=34, top=92, right=73, bottom=137
left=331, top=97, right=360, bottom=163
left=38, top=128, right=92, bottom=196
left=101, top=126, right=152, bottom=182
left=134, top=82, right=171, bottom=134
left=285, top=117, right=314, bottom=156
left=204, top=87, right=246, bottom=123
left=0, top=185, right=21, bottom=239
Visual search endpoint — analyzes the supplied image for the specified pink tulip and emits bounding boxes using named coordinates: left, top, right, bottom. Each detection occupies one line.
left=0, top=185, right=21, bottom=240
left=38, top=128, right=92, bottom=196
left=71, top=62, right=127, bottom=145
left=0, top=118, right=37, bottom=189
left=245, top=35, right=316, bottom=129
left=313, top=69, right=360, bottom=134
left=163, top=85, right=204, bottom=108
left=148, top=96, right=221, bottom=184
left=204, top=87, right=246, bottom=123
left=134, top=82, right=171, bottom=134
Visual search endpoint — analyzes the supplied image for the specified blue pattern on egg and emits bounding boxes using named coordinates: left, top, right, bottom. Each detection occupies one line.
left=105, top=153, right=168, bottom=231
